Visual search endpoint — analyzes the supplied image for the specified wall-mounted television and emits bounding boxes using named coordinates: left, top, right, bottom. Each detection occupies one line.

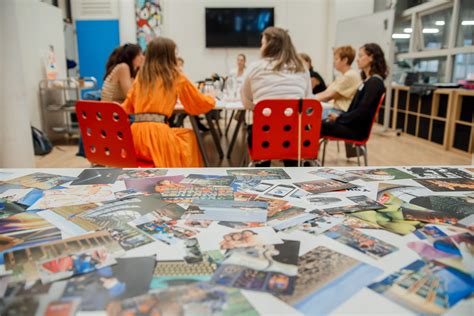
left=205, top=8, right=274, bottom=48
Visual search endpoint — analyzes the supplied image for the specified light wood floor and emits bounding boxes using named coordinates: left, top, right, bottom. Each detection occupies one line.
left=36, top=123, right=473, bottom=168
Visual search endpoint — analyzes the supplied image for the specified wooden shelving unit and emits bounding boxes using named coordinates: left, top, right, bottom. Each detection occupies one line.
left=449, top=89, right=474, bottom=154
left=391, top=85, right=472, bottom=155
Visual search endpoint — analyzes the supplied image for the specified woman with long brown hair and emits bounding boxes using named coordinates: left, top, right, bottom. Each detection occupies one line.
left=122, top=37, right=215, bottom=167
left=321, top=43, right=387, bottom=141
left=241, top=26, right=312, bottom=167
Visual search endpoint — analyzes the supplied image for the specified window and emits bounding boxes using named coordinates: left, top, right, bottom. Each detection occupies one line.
left=399, top=57, right=448, bottom=83
left=453, top=53, right=474, bottom=81
left=456, top=0, right=474, bottom=47
left=421, top=8, right=452, bottom=49
left=392, top=18, right=412, bottom=54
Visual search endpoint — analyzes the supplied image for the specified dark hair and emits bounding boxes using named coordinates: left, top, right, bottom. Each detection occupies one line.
left=261, top=27, right=305, bottom=73
left=103, top=44, right=142, bottom=80
left=360, top=43, right=388, bottom=80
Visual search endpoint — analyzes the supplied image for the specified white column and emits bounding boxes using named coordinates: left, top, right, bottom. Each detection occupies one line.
left=0, top=0, right=35, bottom=167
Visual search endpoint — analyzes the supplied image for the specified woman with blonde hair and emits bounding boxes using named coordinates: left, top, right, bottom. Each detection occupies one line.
left=241, top=26, right=312, bottom=167
left=122, top=37, right=215, bottom=167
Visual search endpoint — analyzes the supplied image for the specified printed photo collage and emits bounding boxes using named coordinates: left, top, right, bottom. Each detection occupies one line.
left=0, top=166, right=472, bottom=315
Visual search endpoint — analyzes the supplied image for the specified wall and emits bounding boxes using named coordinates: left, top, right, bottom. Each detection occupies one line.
left=326, top=0, right=374, bottom=80
left=0, top=1, right=35, bottom=167
left=162, top=0, right=331, bottom=82
left=16, top=0, right=67, bottom=130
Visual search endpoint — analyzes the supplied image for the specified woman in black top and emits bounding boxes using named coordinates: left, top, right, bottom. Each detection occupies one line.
left=320, top=43, right=387, bottom=140
left=299, top=53, right=327, bottom=94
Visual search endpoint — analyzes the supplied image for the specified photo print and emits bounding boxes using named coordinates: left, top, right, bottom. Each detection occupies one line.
left=71, top=168, right=121, bottom=185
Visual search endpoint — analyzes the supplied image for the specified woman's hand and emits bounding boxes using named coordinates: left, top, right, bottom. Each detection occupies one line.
left=328, top=112, right=339, bottom=122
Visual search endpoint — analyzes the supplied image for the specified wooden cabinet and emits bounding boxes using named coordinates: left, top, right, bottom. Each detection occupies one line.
left=391, top=85, right=473, bottom=155
left=449, top=90, right=474, bottom=154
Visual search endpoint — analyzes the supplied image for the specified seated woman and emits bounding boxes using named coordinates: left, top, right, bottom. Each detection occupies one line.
left=122, top=37, right=215, bottom=167
left=102, top=44, right=144, bottom=103
left=320, top=43, right=387, bottom=141
left=299, top=53, right=326, bottom=94
left=241, top=27, right=313, bottom=167
left=315, top=46, right=361, bottom=118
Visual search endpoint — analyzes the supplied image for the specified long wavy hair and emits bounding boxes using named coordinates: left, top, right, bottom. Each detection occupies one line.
left=261, top=27, right=305, bottom=73
left=103, top=44, right=142, bottom=80
left=138, top=37, right=180, bottom=92
left=360, top=43, right=388, bottom=80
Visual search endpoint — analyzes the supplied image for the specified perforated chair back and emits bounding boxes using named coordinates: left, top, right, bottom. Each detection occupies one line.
left=76, top=100, right=153, bottom=167
left=249, top=99, right=322, bottom=161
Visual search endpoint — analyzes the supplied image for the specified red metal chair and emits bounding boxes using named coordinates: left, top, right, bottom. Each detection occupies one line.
left=248, top=99, right=323, bottom=166
left=75, top=100, right=154, bottom=168
left=320, top=94, right=385, bottom=166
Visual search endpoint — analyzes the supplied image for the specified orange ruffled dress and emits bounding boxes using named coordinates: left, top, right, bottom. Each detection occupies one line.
left=122, top=74, right=215, bottom=167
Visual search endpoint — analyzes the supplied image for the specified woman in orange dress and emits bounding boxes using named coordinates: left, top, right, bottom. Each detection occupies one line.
left=122, top=37, right=215, bottom=167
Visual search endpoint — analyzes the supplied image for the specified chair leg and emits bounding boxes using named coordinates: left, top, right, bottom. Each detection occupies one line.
left=362, top=145, right=368, bottom=166
left=248, top=160, right=254, bottom=167
left=355, top=145, right=361, bottom=166
left=337, top=141, right=340, bottom=153
left=321, top=139, right=328, bottom=166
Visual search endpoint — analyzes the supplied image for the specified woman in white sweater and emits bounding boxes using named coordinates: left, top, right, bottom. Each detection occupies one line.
left=240, top=26, right=313, bottom=166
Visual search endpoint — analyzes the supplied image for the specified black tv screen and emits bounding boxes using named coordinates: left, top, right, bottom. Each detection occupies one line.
left=205, top=8, right=274, bottom=48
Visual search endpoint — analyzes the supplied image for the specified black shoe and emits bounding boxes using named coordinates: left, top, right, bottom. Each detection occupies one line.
left=197, top=120, right=210, bottom=132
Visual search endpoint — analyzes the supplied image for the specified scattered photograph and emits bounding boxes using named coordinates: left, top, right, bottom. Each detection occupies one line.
left=305, top=195, right=356, bottom=208
left=183, top=238, right=204, bottom=264
left=150, top=260, right=215, bottom=290
left=157, top=186, right=235, bottom=203
left=407, top=233, right=473, bottom=276
left=107, top=282, right=259, bottom=316
left=368, top=260, right=473, bottom=315
left=266, top=205, right=312, bottom=231
left=346, top=168, right=415, bottom=182
left=4, top=231, right=124, bottom=282
left=324, top=195, right=386, bottom=214
left=298, top=210, right=345, bottom=235
left=180, top=174, right=235, bottom=187
left=325, top=225, right=398, bottom=259
left=227, top=168, right=291, bottom=179
left=413, top=178, right=474, bottom=192
left=28, top=185, right=115, bottom=210
left=4, top=172, right=76, bottom=190
left=0, top=213, right=62, bottom=264
left=218, top=227, right=282, bottom=250
left=250, top=182, right=273, bottom=193
left=124, top=175, right=186, bottom=193
left=265, top=184, right=296, bottom=198
left=278, top=246, right=382, bottom=315
left=414, top=226, right=447, bottom=240
left=184, top=200, right=268, bottom=223
left=293, top=179, right=356, bottom=194
left=403, top=167, right=473, bottom=179
left=289, top=189, right=311, bottom=199
left=136, top=219, right=198, bottom=245
left=309, top=168, right=361, bottom=182
left=37, top=247, right=117, bottom=283
left=70, top=168, right=121, bottom=185
left=61, top=257, right=155, bottom=311
left=211, top=240, right=300, bottom=295
left=117, top=169, right=167, bottom=180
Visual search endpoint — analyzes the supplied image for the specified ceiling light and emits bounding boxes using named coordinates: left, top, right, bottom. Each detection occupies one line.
left=435, top=21, right=445, bottom=26
left=392, top=33, right=411, bottom=39
left=461, top=21, right=474, bottom=26
left=422, top=28, right=439, bottom=33
left=403, top=28, right=413, bottom=33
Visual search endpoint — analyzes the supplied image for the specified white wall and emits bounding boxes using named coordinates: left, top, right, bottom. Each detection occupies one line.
left=326, top=0, right=374, bottom=80
left=118, top=0, right=136, bottom=44
left=0, top=0, right=35, bottom=167
left=161, top=0, right=331, bottom=82
left=16, top=0, right=67, bottom=130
